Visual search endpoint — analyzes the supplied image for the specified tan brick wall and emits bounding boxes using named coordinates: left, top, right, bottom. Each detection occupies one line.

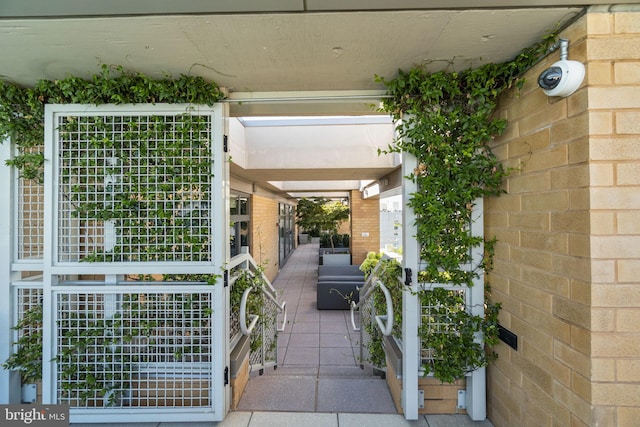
left=250, top=194, right=280, bottom=282
left=486, top=9, right=640, bottom=427
left=350, top=190, right=380, bottom=266
left=586, top=9, right=640, bottom=425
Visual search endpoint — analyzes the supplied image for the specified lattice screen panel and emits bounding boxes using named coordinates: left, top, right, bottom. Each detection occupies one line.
left=248, top=292, right=278, bottom=371
left=419, top=288, right=467, bottom=369
left=55, top=113, right=213, bottom=263
left=13, top=285, right=44, bottom=355
left=229, top=303, right=241, bottom=344
left=55, top=290, right=213, bottom=408
left=358, top=289, right=377, bottom=367
left=17, top=176, right=45, bottom=261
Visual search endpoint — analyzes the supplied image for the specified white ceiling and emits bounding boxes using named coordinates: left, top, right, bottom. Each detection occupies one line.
left=0, top=2, right=595, bottom=198
left=0, top=6, right=587, bottom=93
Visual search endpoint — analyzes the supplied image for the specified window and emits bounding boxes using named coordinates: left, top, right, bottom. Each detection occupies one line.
left=230, top=193, right=250, bottom=257
left=279, top=202, right=295, bottom=266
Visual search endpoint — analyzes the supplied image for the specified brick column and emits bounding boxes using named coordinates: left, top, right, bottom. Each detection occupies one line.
left=250, top=194, right=279, bottom=282
left=349, top=190, right=380, bottom=266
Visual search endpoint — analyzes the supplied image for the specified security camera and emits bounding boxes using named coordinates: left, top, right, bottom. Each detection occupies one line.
left=537, top=38, right=585, bottom=97
left=538, top=59, right=585, bottom=97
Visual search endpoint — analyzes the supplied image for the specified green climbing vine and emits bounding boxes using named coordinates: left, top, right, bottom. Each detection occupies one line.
left=1, top=304, right=43, bottom=385
left=230, top=268, right=277, bottom=356
left=373, top=33, right=558, bottom=381
left=360, top=257, right=403, bottom=368
left=57, top=112, right=215, bottom=263
left=0, top=64, right=225, bottom=181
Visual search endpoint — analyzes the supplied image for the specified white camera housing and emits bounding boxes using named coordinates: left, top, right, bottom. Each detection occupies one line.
left=538, top=59, right=585, bottom=97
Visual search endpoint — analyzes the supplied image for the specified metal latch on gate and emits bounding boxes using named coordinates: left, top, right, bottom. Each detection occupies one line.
left=418, top=389, right=425, bottom=409
left=404, top=268, right=412, bottom=287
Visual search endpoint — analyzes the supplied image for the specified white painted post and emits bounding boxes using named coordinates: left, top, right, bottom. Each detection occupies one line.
left=211, top=103, right=231, bottom=419
left=401, top=151, right=419, bottom=420
left=42, top=106, right=55, bottom=405
left=467, top=197, right=486, bottom=420
left=0, top=137, right=21, bottom=404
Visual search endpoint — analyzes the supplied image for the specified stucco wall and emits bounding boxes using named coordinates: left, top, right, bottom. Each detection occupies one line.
left=486, top=8, right=640, bottom=427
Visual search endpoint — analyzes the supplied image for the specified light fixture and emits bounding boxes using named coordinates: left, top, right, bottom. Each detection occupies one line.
left=362, top=183, right=380, bottom=199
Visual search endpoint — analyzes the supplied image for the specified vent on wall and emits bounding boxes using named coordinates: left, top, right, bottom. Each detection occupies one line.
left=498, top=324, right=518, bottom=351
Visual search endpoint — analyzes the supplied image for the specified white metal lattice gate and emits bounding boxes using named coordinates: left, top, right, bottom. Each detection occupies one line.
left=1, top=104, right=230, bottom=423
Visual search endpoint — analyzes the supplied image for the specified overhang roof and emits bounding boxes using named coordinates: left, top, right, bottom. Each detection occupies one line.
left=0, top=2, right=610, bottom=199
left=0, top=3, right=590, bottom=92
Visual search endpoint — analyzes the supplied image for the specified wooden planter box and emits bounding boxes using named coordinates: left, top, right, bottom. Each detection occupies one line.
left=231, top=356, right=250, bottom=410
left=384, top=335, right=467, bottom=415
left=123, top=336, right=251, bottom=408
left=129, top=378, right=210, bottom=407
left=230, top=335, right=251, bottom=410
left=386, top=362, right=467, bottom=415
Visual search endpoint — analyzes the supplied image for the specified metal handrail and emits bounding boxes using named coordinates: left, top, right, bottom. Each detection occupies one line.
left=230, top=252, right=287, bottom=336
left=350, top=264, right=380, bottom=331
left=240, top=286, right=259, bottom=335
left=350, top=300, right=359, bottom=331
left=350, top=279, right=394, bottom=336
left=374, top=280, right=394, bottom=336
left=262, top=286, right=287, bottom=332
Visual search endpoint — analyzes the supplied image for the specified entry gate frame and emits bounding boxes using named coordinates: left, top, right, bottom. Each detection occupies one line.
left=401, top=151, right=487, bottom=421
left=1, top=103, right=231, bottom=423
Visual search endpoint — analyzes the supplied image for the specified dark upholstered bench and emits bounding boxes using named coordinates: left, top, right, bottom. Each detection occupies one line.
left=316, top=265, right=364, bottom=310
left=318, top=265, right=363, bottom=280
left=316, top=281, right=361, bottom=310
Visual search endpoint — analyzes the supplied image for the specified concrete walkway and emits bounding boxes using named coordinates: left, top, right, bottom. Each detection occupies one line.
left=73, top=413, right=492, bottom=427
left=236, top=242, right=395, bottom=414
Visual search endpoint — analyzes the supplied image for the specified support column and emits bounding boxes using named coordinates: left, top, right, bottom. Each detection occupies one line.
left=401, top=151, right=419, bottom=420
left=0, top=138, right=21, bottom=404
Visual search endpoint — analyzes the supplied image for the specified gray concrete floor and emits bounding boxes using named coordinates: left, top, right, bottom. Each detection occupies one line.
left=73, top=414, right=493, bottom=427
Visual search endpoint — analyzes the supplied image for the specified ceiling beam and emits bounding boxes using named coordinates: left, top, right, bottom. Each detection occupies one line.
left=227, top=91, right=389, bottom=117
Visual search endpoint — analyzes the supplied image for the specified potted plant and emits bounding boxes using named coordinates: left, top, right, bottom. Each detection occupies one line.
left=296, top=197, right=350, bottom=249
left=296, top=197, right=351, bottom=264
left=295, top=197, right=325, bottom=243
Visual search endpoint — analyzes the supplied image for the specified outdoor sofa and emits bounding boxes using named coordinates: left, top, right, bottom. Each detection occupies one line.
left=316, top=264, right=364, bottom=310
